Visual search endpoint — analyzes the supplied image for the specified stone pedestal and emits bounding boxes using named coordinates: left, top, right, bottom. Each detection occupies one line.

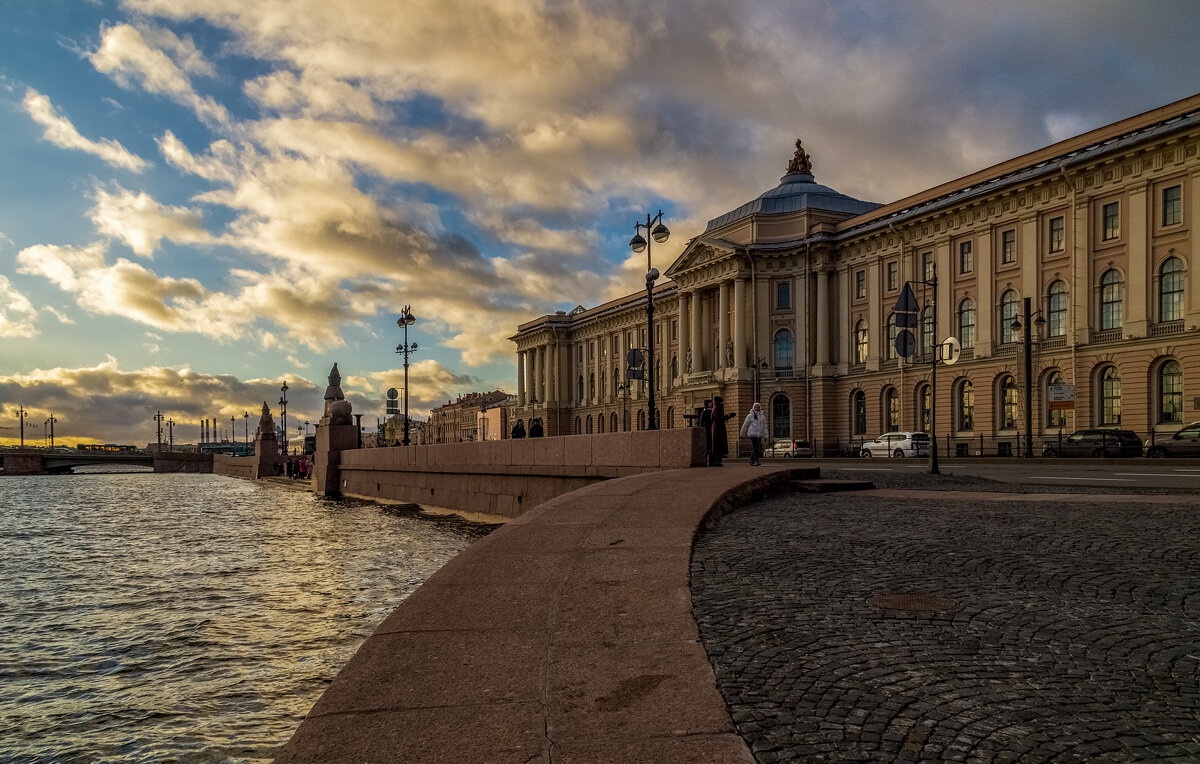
left=253, top=431, right=279, bottom=478
left=312, top=421, right=359, bottom=497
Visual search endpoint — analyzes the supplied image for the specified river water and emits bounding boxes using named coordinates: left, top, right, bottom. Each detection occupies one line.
left=0, top=470, right=494, bottom=763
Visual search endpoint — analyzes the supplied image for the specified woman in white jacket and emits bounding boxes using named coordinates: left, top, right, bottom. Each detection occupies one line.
left=739, top=402, right=768, bottom=466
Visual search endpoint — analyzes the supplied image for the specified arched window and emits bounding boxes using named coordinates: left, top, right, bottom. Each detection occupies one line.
left=597, top=414, right=604, bottom=433
left=852, top=390, right=867, bottom=435
left=611, top=412, right=618, bottom=432
left=586, top=415, right=593, bottom=434
left=999, top=375, right=1018, bottom=429
left=667, top=406, right=675, bottom=429
left=574, top=416, right=581, bottom=435
left=588, top=372, right=595, bottom=402
left=577, top=375, right=584, bottom=403
left=773, top=394, right=791, bottom=439
left=884, top=387, right=900, bottom=431
left=958, top=298, right=976, bottom=349
left=854, top=319, right=868, bottom=364
left=886, top=313, right=898, bottom=360
left=670, top=355, right=678, bottom=383
left=1158, top=360, right=1183, bottom=424
left=611, top=368, right=619, bottom=402
left=1045, top=370, right=1066, bottom=428
left=1000, top=290, right=1019, bottom=344
left=1160, top=257, right=1184, bottom=322
left=637, top=409, right=646, bottom=430
left=957, top=380, right=974, bottom=431
left=655, top=358, right=662, bottom=391
left=1100, top=366, right=1122, bottom=425
left=1100, top=269, right=1123, bottom=330
left=918, top=384, right=932, bottom=432
left=1047, top=281, right=1067, bottom=338
left=921, top=306, right=934, bottom=357
left=773, top=329, right=795, bottom=370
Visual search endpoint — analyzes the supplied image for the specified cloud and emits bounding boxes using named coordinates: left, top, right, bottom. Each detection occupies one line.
left=0, top=275, right=39, bottom=338
left=22, top=88, right=149, bottom=171
left=343, top=360, right=481, bottom=418
left=43, top=306, right=75, bottom=325
left=89, top=183, right=212, bottom=256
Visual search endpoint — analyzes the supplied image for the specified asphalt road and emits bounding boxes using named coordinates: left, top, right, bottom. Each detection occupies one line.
left=805, top=458, right=1200, bottom=490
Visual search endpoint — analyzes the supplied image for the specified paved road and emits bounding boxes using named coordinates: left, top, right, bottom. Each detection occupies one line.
left=792, top=460, right=1200, bottom=491
left=691, top=478, right=1200, bottom=762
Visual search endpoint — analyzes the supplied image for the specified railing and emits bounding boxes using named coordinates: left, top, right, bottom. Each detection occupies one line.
left=993, top=343, right=1018, bottom=357
left=1089, top=328, right=1123, bottom=344
left=1039, top=336, right=1067, bottom=351
left=1151, top=320, right=1185, bottom=337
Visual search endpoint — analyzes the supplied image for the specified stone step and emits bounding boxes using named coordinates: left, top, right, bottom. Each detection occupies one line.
left=790, top=479, right=875, bottom=493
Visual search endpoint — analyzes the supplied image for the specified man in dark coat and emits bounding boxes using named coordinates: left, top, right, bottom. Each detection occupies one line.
left=529, top=419, right=544, bottom=437
left=710, top=396, right=730, bottom=466
left=511, top=419, right=526, bottom=438
left=699, top=399, right=714, bottom=465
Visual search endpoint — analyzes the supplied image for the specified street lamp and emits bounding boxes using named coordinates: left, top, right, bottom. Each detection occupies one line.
left=17, top=405, right=27, bottom=448
left=396, top=306, right=418, bottom=446
left=279, top=381, right=289, bottom=456
left=244, top=411, right=250, bottom=443
left=154, top=411, right=165, bottom=451
left=1011, top=298, right=1046, bottom=458
left=629, top=210, right=669, bottom=430
left=167, top=418, right=175, bottom=451
left=230, top=415, right=236, bottom=444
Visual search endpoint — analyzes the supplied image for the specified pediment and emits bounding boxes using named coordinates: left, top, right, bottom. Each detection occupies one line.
left=666, top=237, right=737, bottom=278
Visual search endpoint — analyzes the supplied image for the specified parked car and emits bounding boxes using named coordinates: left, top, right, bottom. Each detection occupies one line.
left=1041, top=429, right=1142, bottom=457
left=1145, top=422, right=1200, bottom=458
left=859, top=431, right=930, bottom=458
left=764, top=439, right=814, bottom=458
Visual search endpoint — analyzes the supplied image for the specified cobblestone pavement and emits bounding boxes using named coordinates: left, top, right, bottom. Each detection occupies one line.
left=691, top=476, right=1200, bottom=762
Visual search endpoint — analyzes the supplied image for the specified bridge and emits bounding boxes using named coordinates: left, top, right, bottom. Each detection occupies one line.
left=0, top=449, right=212, bottom=475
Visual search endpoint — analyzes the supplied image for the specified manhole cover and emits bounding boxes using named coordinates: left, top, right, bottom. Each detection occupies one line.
left=869, top=593, right=958, bottom=612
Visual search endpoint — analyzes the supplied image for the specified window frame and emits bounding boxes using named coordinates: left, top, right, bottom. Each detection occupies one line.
left=1047, top=281, right=1068, bottom=338
left=1048, top=215, right=1065, bottom=254
left=854, top=269, right=866, bottom=299
left=1162, top=185, right=1182, bottom=227
left=1102, top=201, right=1120, bottom=241
left=1158, top=360, right=1183, bottom=425
left=1099, top=366, right=1122, bottom=426
left=958, top=297, right=976, bottom=349
left=1000, top=290, right=1019, bottom=344
left=1001, top=229, right=1016, bottom=265
left=854, top=319, right=868, bottom=364
left=1159, top=257, right=1184, bottom=322
left=1100, top=269, right=1123, bottom=331
left=775, top=281, right=791, bottom=311
left=958, top=240, right=973, bottom=274
left=957, top=379, right=975, bottom=432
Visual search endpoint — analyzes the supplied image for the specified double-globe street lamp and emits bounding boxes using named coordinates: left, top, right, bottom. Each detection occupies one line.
left=396, top=306, right=418, bottom=446
left=1011, top=298, right=1046, bottom=458
left=279, top=381, right=289, bottom=456
left=628, top=211, right=670, bottom=430
left=17, top=405, right=27, bottom=448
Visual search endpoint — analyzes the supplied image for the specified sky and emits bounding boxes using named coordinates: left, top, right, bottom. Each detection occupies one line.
left=1, top=0, right=1199, bottom=446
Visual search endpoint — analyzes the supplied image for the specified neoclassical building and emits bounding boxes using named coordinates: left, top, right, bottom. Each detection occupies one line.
left=510, top=94, right=1200, bottom=455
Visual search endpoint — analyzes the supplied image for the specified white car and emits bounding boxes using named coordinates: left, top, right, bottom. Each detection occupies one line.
left=764, top=439, right=814, bottom=458
left=860, top=431, right=931, bottom=458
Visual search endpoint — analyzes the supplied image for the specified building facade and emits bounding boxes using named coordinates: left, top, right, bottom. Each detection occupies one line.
left=510, top=94, right=1200, bottom=455
left=427, top=391, right=509, bottom=444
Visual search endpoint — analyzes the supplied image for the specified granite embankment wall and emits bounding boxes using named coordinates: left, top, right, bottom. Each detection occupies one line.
left=212, top=454, right=257, bottom=480
left=335, top=428, right=708, bottom=520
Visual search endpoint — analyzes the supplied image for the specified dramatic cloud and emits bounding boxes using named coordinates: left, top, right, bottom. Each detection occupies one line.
left=22, top=89, right=149, bottom=172
left=89, top=183, right=211, bottom=256
left=0, top=275, right=39, bottom=338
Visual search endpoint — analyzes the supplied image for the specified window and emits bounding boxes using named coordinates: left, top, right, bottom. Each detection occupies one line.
left=1100, top=269, right=1123, bottom=330
left=959, top=241, right=973, bottom=274
left=1001, top=229, right=1016, bottom=264
left=588, top=372, right=595, bottom=401
left=671, top=320, right=678, bottom=341
left=636, top=410, right=645, bottom=431
left=611, top=368, right=619, bottom=401
left=670, top=355, right=678, bottom=382
left=918, top=385, right=931, bottom=432
left=1047, top=281, right=1068, bottom=337
left=1000, top=290, right=1019, bottom=343
left=920, top=306, right=934, bottom=357
left=612, top=336, right=619, bottom=355
left=588, top=342, right=594, bottom=361
left=886, top=312, right=898, bottom=360
left=773, top=329, right=794, bottom=370
left=921, top=251, right=934, bottom=281
left=1163, top=185, right=1182, bottom=227
left=957, top=380, right=975, bottom=431
left=577, top=375, right=584, bottom=402
left=1160, top=257, right=1184, bottom=322
left=852, top=391, right=867, bottom=436
left=1100, top=366, right=1122, bottom=425
left=1159, top=360, right=1183, bottom=424
left=776, top=281, right=791, bottom=310
left=586, top=415, right=593, bottom=434
left=958, top=298, right=976, bottom=349
left=1102, top=202, right=1120, bottom=241
left=1000, top=375, right=1018, bottom=429
left=854, top=319, right=868, bottom=364
left=1046, top=370, right=1066, bottom=428
left=855, top=270, right=866, bottom=299
left=887, top=261, right=899, bottom=291
left=885, top=388, right=900, bottom=431
left=612, top=412, right=619, bottom=432
left=597, top=414, right=604, bottom=433
left=772, top=394, right=791, bottom=438
left=601, top=338, right=607, bottom=360
left=1048, top=216, right=1065, bottom=253
left=574, top=416, right=581, bottom=435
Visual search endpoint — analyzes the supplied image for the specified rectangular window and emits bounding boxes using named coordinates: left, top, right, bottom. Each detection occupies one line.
left=886, top=261, right=898, bottom=290
left=1048, top=216, right=1065, bottom=253
left=958, top=241, right=973, bottom=274
left=1163, top=185, right=1182, bottom=227
left=611, top=336, right=618, bottom=355
left=776, top=281, right=791, bottom=310
left=1102, top=201, right=1120, bottom=241
left=921, top=251, right=934, bottom=281
left=1001, top=230, right=1016, bottom=264
left=671, top=320, right=678, bottom=341
left=855, top=270, right=866, bottom=299
left=588, top=342, right=594, bottom=361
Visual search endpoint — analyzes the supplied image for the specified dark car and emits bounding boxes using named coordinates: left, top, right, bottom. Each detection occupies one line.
left=1042, top=429, right=1142, bottom=458
left=1145, top=422, right=1200, bottom=458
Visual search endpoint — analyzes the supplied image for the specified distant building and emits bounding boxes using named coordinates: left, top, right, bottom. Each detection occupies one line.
left=427, top=390, right=510, bottom=443
left=478, top=394, right=517, bottom=441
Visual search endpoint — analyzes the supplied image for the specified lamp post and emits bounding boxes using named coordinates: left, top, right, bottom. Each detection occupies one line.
left=1011, top=297, right=1046, bottom=458
left=629, top=211, right=670, bottom=430
left=396, top=306, right=418, bottom=446
left=617, top=382, right=630, bottom=431
left=244, top=411, right=250, bottom=443
left=17, top=405, right=27, bottom=448
left=154, top=411, right=165, bottom=451
left=279, top=381, right=289, bottom=456
left=230, top=416, right=235, bottom=444
left=167, top=419, right=175, bottom=451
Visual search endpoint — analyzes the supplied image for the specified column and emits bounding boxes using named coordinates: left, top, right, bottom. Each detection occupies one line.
left=517, top=350, right=526, bottom=406
left=718, top=282, right=730, bottom=369
left=836, top=267, right=850, bottom=370
left=1126, top=183, right=1149, bottom=336
left=816, top=270, right=831, bottom=366
left=547, top=342, right=558, bottom=405
left=977, top=233, right=994, bottom=355
left=867, top=262, right=881, bottom=367
left=593, top=337, right=602, bottom=405
left=935, top=239, right=952, bottom=348
left=733, top=277, right=746, bottom=369
left=530, top=346, right=540, bottom=404
left=690, top=291, right=702, bottom=371
left=679, top=292, right=691, bottom=378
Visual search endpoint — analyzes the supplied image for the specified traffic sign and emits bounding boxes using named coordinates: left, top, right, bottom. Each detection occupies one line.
left=939, top=337, right=961, bottom=365
left=894, top=282, right=919, bottom=313
left=386, top=388, right=399, bottom=400
left=626, top=348, right=644, bottom=367
left=895, top=329, right=916, bottom=358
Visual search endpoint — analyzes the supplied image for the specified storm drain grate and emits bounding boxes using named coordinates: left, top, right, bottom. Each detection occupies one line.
left=869, top=592, right=958, bottom=612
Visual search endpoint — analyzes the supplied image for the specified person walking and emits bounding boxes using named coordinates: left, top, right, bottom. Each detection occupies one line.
left=699, top=400, right=714, bottom=465
left=529, top=419, right=543, bottom=438
left=710, top=396, right=730, bottom=467
left=511, top=419, right=526, bottom=439
left=739, top=402, right=768, bottom=466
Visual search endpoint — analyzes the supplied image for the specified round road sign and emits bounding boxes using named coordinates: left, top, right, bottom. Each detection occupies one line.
left=940, top=337, right=962, bottom=365
left=386, top=387, right=399, bottom=400
left=895, top=329, right=916, bottom=358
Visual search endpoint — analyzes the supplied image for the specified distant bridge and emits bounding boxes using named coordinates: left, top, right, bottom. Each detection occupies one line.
left=0, top=449, right=212, bottom=475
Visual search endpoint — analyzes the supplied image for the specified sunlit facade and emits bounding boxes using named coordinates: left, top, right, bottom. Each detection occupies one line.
left=510, top=94, right=1200, bottom=454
